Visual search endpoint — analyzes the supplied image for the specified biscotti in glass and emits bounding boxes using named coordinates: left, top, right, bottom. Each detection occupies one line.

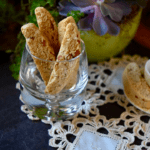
left=19, top=40, right=88, bottom=120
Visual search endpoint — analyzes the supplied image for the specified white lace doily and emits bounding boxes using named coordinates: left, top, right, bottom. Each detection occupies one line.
left=17, top=55, right=150, bottom=150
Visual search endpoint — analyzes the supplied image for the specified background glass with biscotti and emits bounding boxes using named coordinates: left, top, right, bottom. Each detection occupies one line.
left=19, top=40, right=88, bottom=120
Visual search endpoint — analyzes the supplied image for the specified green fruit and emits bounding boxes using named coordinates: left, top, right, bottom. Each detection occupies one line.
left=80, top=8, right=142, bottom=62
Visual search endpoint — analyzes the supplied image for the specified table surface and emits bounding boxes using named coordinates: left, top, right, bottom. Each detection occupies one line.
left=0, top=39, right=150, bottom=150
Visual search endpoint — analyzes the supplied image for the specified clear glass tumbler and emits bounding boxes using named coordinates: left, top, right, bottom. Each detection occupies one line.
left=19, top=40, right=88, bottom=120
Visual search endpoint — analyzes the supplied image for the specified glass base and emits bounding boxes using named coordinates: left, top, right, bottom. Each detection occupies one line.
left=45, top=88, right=85, bottom=121
left=20, top=84, right=85, bottom=121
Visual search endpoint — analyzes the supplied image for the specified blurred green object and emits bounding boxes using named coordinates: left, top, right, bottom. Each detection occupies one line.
left=33, top=107, right=48, bottom=119
left=80, top=8, right=143, bottom=62
left=33, top=107, right=65, bottom=120
left=8, top=32, right=25, bottom=80
left=67, top=10, right=84, bottom=23
left=0, top=1, right=25, bottom=33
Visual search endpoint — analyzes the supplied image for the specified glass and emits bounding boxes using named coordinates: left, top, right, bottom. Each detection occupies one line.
left=19, top=40, right=88, bottom=121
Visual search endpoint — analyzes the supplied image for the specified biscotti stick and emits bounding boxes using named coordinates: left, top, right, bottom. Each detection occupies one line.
left=58, top=16, right=76, bottom=44
left=45, top=23, right=81, bottom=95
left=122, top=62, right=150, bottom=109
left=58, top=16, right=81, bottom=89
left=64, top=60, right=79, bottom=89
left=35, top=7, right=60, bottom=55
left=21, top=23, right=56, bottom=85
left=124, top=63, right=150, bottom=101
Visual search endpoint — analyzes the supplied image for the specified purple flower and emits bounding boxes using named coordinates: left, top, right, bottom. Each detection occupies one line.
left=59, top=0, right=132, bottom=36
left=58, top=0, right=81, bottom=16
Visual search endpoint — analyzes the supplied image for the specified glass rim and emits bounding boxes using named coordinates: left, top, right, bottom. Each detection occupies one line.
left=25, top=39, right=85, bottom=63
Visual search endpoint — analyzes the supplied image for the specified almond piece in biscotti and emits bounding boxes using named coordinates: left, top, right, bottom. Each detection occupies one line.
left=45, top=23, right=81, bottom=95
left=21, top=23, right=56, bottom=85
left=35, top=7, right=60, bottom=55
left=58, top=16, right=81, bottom=89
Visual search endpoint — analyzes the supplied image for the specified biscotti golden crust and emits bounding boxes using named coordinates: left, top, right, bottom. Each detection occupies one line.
left=123, top=62, right=150, bottom=110
left=58, top=16, right=76, bottom=44
left=125, top=63, right=150, bottom=101
left=64, top=60, right=79, bottom=89
left=45, top=23, right=81, bottom=94
left=58, top=16, right=81, bottom=89
left=124, top=62, right=141, bottom=87
left=35, top=7, right=60, bottom=55
left=123, top=69, right=150, bottom=109
left=21, top=23, right=56, bottom=85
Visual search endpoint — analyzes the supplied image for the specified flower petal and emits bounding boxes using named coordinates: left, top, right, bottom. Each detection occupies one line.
left=100, top=3, right=123, bottom=22
left=100, top=2, right=132, bottom=22
left=78, top=13, right=94, bottom=30
left=109, top=2, right=132, bottom=16
left=59, top=2, right=81, bottom=16
left=103, top=17, right=120, bottom=35
left=92, top=6, right=108, bottom=36
left=71, top=0, right=96, bottom=8
left=80, top=5, right=96, bottom=14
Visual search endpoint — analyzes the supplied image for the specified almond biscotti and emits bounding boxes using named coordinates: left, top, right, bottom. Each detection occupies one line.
left=21, top=23, right=56, bottom=85
left=35, top=7, right=60, bottom=55
left=123, top=62, right=150, bottom=109
left=58, top=16, right=81, bottom=89
left=125, top=63, right=150, bottom=100
left=58, top=16, right=76, bottom=44
left=45, top=23, right=81, bottom=94
left=123, top=70, right=150, bottom=109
